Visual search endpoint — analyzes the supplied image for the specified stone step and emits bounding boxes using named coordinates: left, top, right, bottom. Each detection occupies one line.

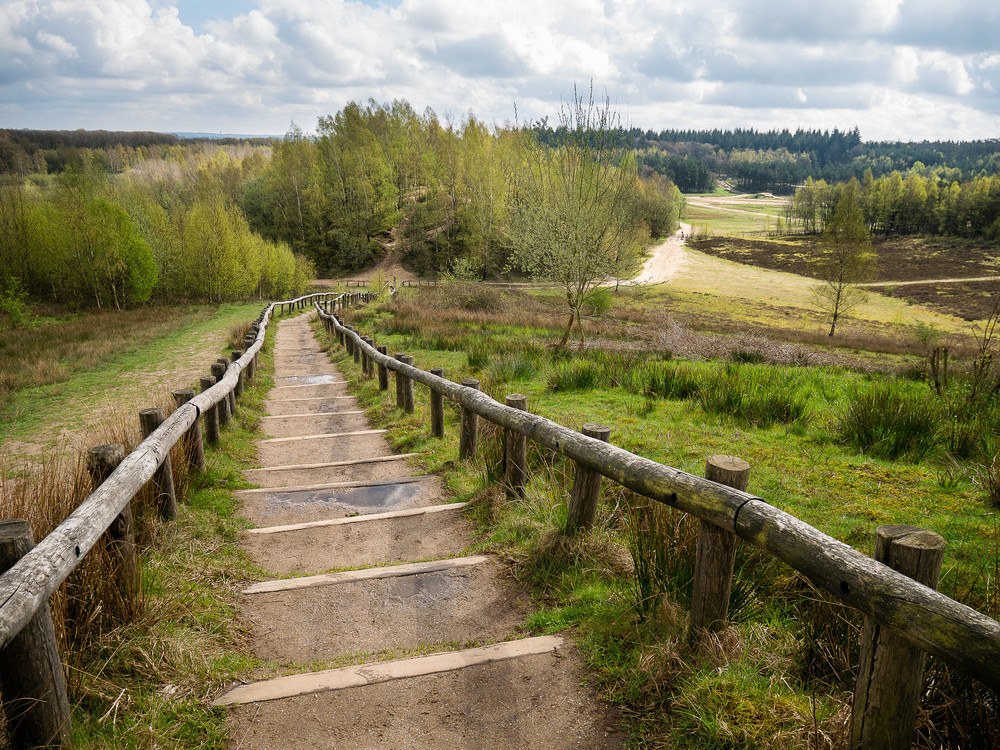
left=256, top=432, right=392, bottom=467
left=244, top=453, right=422, bottom=489
left=242, top=509, right=473, bottom=575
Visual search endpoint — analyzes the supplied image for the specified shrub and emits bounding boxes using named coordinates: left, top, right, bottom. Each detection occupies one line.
left=836, top=380, right=941, bottom=460
left=582, top=287, right=614, bottom=316
left=698, top=365, right=810, bottom=428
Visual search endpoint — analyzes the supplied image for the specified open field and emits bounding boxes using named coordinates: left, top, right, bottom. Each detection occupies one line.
left=339, top=286, right=1000, bottom=748
left=687, top=235, right=1000, bottom=321
left=683, top=192, right=792, bottom=235
left=0, top=302, right=263, bottom=458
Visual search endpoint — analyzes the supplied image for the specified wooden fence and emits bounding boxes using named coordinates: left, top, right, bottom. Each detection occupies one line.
left=0, top=290, right=363, bottom=749
left=316, top=297, right=1000, bottom=749
left=4, top=286, right=994, bottom=749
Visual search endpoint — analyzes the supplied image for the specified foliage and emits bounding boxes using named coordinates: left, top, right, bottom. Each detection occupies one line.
left=0, top=276, right=34, bottom=330
left=507, top=88, right=648, bottom=345
left=811, top=183, right=875, bottom=336
left=0, top=150, right=307, bottom=305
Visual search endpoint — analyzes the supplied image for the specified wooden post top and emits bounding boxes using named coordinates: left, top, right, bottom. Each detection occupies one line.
left=876, top=524, right=946, bottom=551
left=582, top=423, right=611, bottom=440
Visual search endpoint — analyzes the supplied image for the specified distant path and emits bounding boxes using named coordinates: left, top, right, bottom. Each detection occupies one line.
left=630, top=224, right=690, bottom=284
left=685, top=199, right=776, bottom=219
left=861, top=275, right=1000, bottom=287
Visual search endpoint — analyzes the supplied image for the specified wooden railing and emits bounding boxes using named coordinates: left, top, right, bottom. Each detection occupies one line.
left=0, top=290, right=369, bottom=749
left=317, top=299, right=1000, bottom=748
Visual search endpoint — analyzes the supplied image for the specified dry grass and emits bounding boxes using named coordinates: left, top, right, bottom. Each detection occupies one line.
left=0, top=394, right=192, bottom=651
left=0, top=306, right=210, bottom=414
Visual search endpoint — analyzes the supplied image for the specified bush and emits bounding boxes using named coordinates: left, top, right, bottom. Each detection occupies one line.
left=836, top=380, right=941, bottom=460
left=0, top=277, right=34, bottom=330
left=581, top=288, right=614, bottom=316
left=698, top=365, right=810, bottom=428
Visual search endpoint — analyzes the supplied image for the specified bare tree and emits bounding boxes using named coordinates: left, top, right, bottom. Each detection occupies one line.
left=812, top=185, right=875, bottom=336
left=506, top=86, right=644, bottom=346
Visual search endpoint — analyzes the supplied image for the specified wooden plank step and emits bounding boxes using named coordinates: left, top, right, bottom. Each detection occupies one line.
left=213, top=636, right=564, bottom=706
left=271, top=382, right=344, bottom=390
left=246, top=453, right=423, bottom=474
left=260, top=429, right=387, bottom=444
left=261, top=411, right=365, bottom=419
left=236, top=476, right=434, bottom=496
left=242, top=553, right=486, bottom=594
left=246, top=502, right=467, bottom=535
left=268, top=396, right=355, bottom=403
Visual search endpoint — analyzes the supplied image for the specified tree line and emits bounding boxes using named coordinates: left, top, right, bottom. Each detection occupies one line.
left=628, top=127, right=1000, bottom=196
left=791, top=169, right=1000, bottom=240
left=0, top=100, right=683, bottom=316
left=240, top=99, right=683, bottom=278
left=0, top=147, right=310, bottom=310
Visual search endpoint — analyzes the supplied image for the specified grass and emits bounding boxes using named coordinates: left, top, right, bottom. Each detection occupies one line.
left=331, top=288, right=1000, bottom=749
left=0, top=302, right=263, bottom=447
left=0, top=312, right=271, bottom=749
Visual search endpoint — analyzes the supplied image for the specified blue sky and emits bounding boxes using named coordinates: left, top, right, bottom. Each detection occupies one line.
left=2, top=0, right=999, bottom=141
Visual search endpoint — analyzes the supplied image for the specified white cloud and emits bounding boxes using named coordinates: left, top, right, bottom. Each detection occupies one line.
left=0, top=0, right=997, bottom=139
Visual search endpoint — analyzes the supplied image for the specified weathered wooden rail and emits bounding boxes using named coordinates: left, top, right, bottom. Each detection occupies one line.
left=317, top=297, right=1000, bottom=747
left=0, top=290, right=370, bottom=749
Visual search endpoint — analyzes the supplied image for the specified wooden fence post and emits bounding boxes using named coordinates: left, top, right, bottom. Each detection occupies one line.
left=395, top=355, right=415, bottom=413
left=377, top=346, right=389, bottom=390
left=243, top=336, right=256, bottom=380
left=430, top=369, right=445, bottom=438
left=459, top=378, right=481, bottom=461
left=362, top=337, right=374, bottom=377
left=849, top=525, right=946, bottom=750
left=200, top=376, right=220, bottom=445
left=139, top=408, right=178, bottom=520
left=86, top=444, right=139, bottom=606
left=172, top=389, right=206, bottom=473
left=210, top=363, right=231, bottom=426
left=352, top=330, right=362, bottom=365
left=218, top=359, right=236, bottom=416
left=504, top=394, right=529, bottom=498
left=689, top=455, right=751, bottom=640
left=564, top=423, right=611, bottom=534
left=0, top=521, right=73, bottom=750
left=231, top=351, right=244, bottom=398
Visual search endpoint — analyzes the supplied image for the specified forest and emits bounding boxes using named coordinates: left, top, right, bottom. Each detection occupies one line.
left=790, top=170, right=1000, bottom=239
left=628, top=126, right=1000, bottom=195
left=0, top=101, right=683, bottom=311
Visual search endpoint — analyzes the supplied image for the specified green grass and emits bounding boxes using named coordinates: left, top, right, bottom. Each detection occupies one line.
left=0, top=303, right=263, bottom=446
left=330, top=292, right=1000, bottom=749
left=0, top=307, right=273, bottom=749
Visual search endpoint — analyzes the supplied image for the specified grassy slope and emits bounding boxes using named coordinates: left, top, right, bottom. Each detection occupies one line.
left=0, top=303, right=263, bottom=450
left=336, top=286, right=998, bottom=749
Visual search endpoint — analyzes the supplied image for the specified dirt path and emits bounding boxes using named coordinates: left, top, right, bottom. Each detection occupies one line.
left=860, top=275, right=1000, bottom=287
left=217, top=312, right=625, bottom=748
left=630, top=223, right=691, bottom=284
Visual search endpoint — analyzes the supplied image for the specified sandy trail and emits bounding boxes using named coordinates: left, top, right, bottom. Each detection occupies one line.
left=221, top=312, right=625, bottom=748
left=630, top=223, right=691, bottom=284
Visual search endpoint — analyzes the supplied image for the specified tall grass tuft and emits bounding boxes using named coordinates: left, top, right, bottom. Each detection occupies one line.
left=623, top=496, right=698, bottom=620
left=548, top=360, right=602, bottom=391
left=698, top=365, right=810, bottom=428
left=633, top=361, right=704, bottom=400
left=836, top=380, right=941, bottom=460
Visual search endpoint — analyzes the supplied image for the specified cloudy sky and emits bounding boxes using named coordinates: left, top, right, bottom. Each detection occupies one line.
left=2, top=0, right=999, bottom=142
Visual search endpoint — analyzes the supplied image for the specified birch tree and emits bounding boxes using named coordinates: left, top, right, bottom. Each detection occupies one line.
left=507, top=88, right=645, bottom=346
left=812, top=184, right=875, bottom=336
